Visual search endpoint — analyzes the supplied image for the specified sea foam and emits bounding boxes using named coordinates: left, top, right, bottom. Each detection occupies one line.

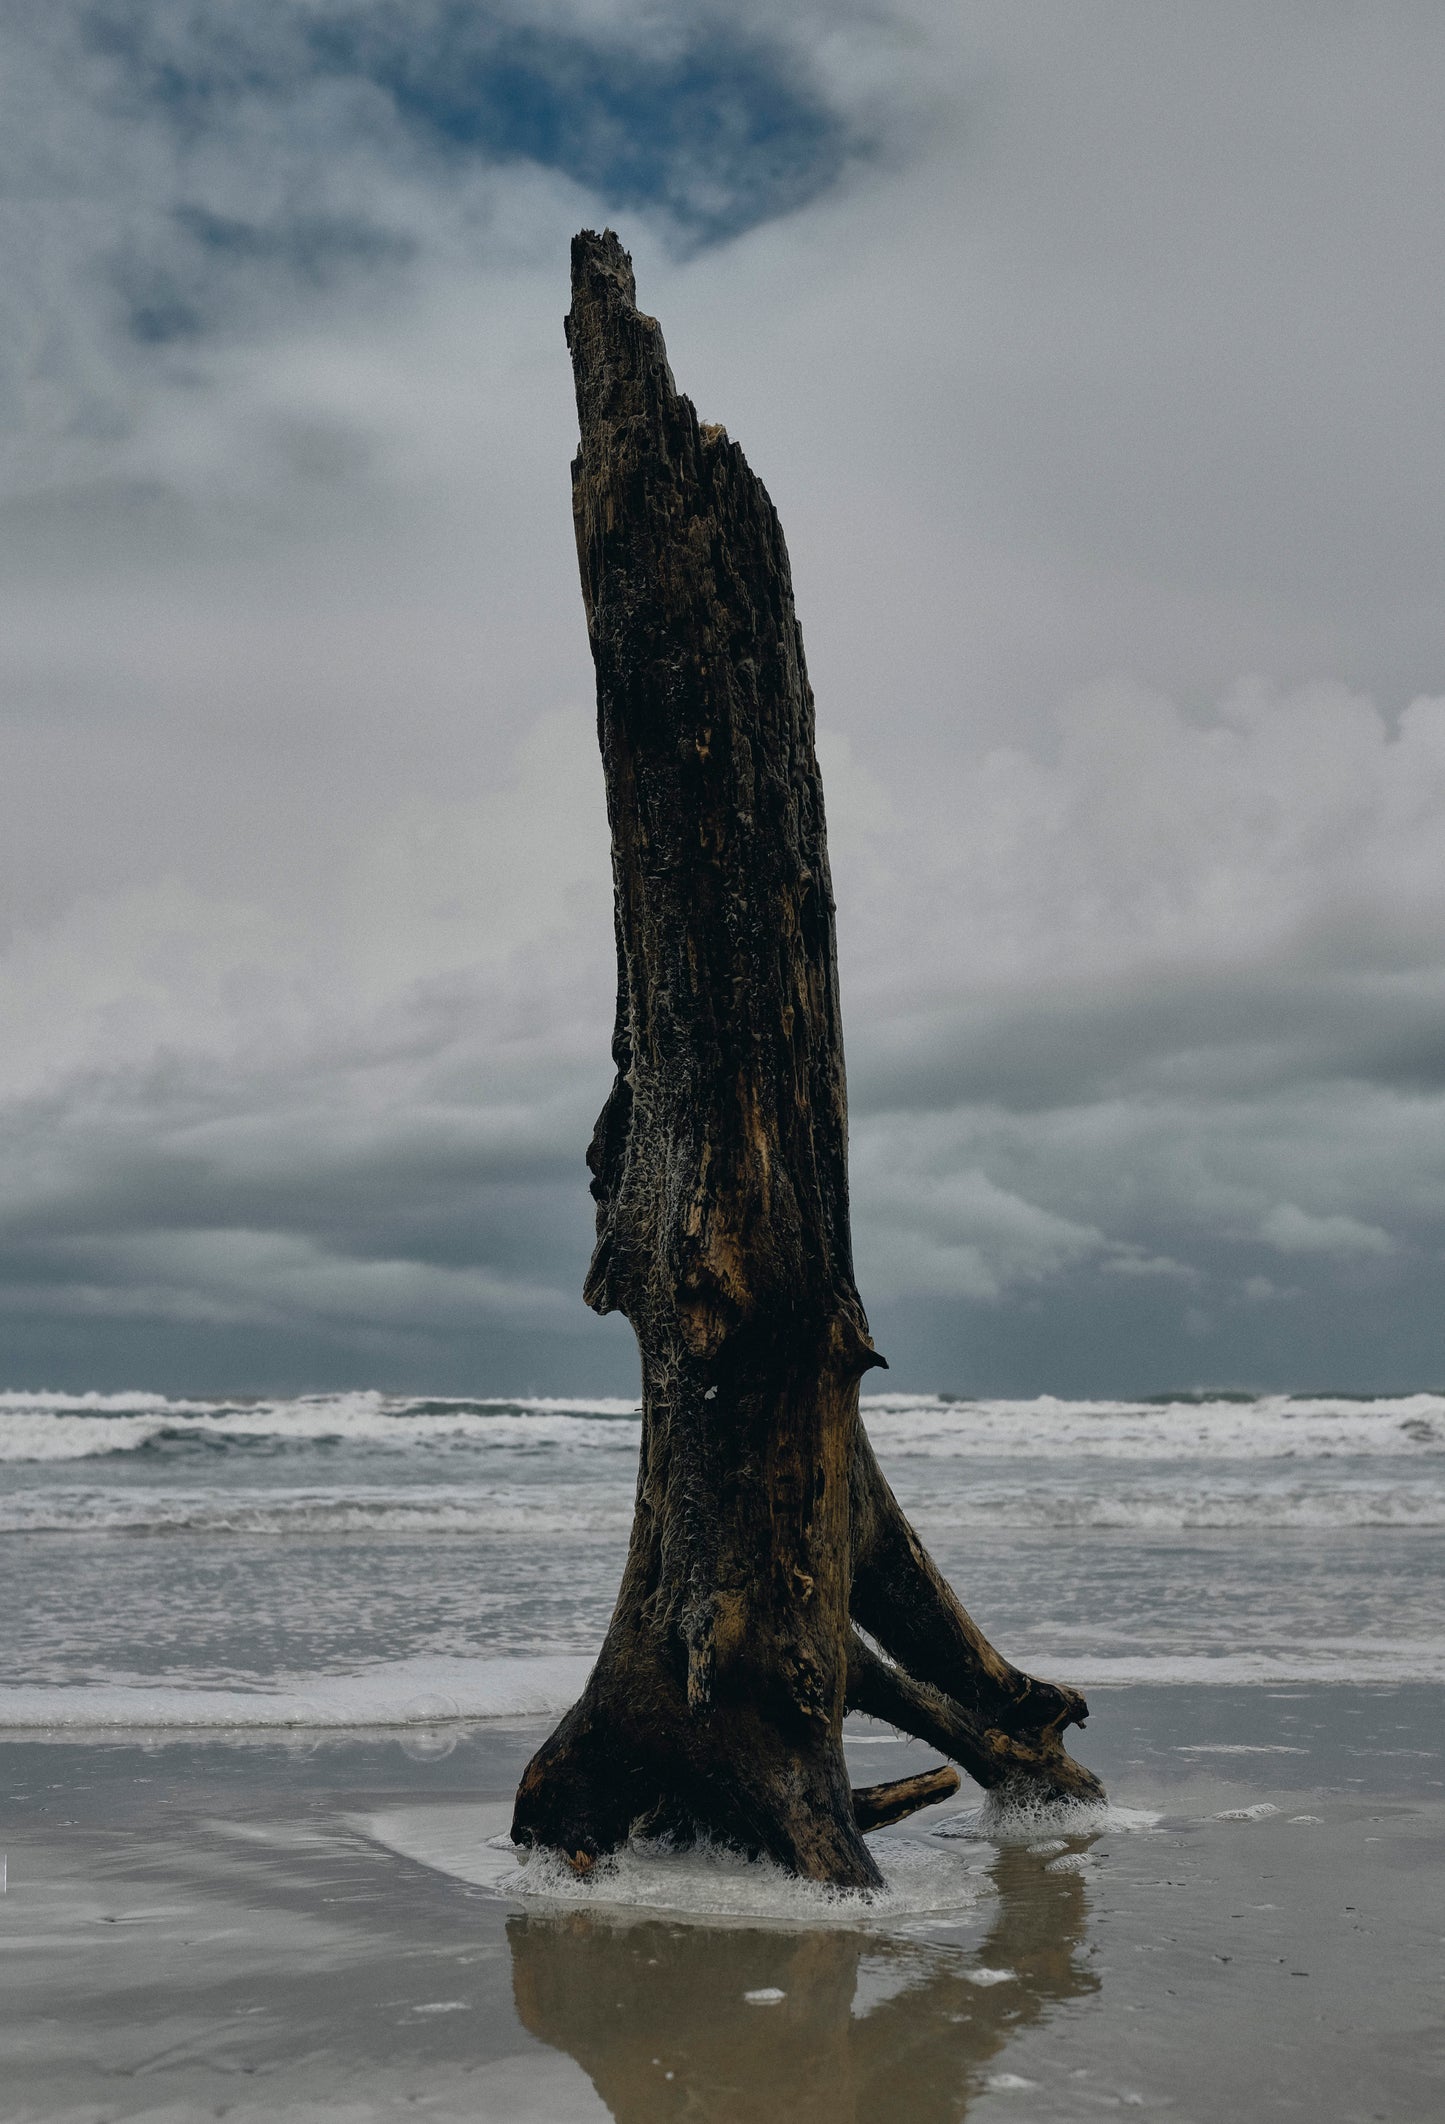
left=497, top=1835, right=996, bottom=1926
left=933, top=1796, right=1162, bottom=1842
left=357, top=1801, right=997, bottom=1928
left=6, top=1636, right=1441, bottom=1736
left=0, top=1653, right=594, bottom=1731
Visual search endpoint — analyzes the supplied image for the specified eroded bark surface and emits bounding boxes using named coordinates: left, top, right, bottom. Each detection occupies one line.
left=511, top=231, right=1100, bottom=1887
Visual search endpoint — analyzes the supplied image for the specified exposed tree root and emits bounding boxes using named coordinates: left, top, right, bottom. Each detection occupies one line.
left=846, top=1633, right=1103, bottom=1807
left=851, top=1766, right=961, bottom=1831
left=847, top=1433, right=1103, bottom=1805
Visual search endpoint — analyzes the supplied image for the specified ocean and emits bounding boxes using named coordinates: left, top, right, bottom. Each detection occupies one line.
left=5, top=1387, right=1444, bottom=2121
left=3, top=1388, right=1442, bottom=1731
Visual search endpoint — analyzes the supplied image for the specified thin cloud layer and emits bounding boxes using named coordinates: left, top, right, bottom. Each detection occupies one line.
left=4, top=3, right=1445, bottom=1391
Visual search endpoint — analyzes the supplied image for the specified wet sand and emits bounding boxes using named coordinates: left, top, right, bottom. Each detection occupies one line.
left=2, top=1685, right=1442, bottom=2122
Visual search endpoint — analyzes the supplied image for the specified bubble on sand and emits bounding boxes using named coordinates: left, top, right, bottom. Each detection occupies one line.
left=397, top=1724, right=459, bottom=1762
left=1212, top=1802, right=1280, bottom=1822
left=743, top=1987, right=786, bottom=2003
left=985, top=2073, right=1037, bottom=2091
left=961, top=1966, right=1015, bottom=1987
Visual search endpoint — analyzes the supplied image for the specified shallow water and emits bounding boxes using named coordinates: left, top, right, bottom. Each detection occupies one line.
left=2, top=1690, right=1441, bottom=2122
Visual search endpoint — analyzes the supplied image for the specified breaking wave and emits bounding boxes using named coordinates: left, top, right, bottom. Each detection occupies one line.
left=0, top=1390, right=643, bottom=1463
left=1, top=1479, right=1438, bottom=1535
left=1, top=1386, right=1441, bottom=1465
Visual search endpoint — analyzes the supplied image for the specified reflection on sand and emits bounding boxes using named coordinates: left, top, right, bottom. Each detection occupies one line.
left=509, top=1840, right=1098, bottom=2122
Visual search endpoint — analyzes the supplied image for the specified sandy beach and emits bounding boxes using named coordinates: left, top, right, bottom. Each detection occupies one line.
left=3, top=1391, right=1442, bottom=2118
left=4, top=1683, right=1442, bottom=2123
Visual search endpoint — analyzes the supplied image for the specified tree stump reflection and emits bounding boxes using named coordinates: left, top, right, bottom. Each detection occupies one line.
left=508, top=1841, right=1099, bottom=2123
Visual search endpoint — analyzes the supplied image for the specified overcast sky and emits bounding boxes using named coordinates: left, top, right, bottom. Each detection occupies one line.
left=6, top=1, right=1445, bottom=1396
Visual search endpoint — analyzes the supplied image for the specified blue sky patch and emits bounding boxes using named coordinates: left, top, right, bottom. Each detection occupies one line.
left=316, top=16, right=851, bottom=246
left=86, top=2, right=855, bottom=254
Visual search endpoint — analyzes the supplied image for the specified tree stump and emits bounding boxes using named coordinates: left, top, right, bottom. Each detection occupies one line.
left=511, top=231, right=1102, bottom=1890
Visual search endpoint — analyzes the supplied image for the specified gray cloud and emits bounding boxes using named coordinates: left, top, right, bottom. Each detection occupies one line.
left=1259, top=1205, right=1396, bottom=1260
left=4, top=3, right=1445, bottom=1392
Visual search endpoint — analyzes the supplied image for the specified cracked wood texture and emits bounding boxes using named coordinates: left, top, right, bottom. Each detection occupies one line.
left=510, top=231, right=1100, bottom=1889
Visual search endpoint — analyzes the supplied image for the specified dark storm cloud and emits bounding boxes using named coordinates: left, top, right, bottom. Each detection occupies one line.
left=0, top=698, right=625, bottom=1389
left=0, top=986, right=616, bottom=1389
left=821, top=664, right=1445, bottom=1390
left=855, top=969, right=1445, bottom=1118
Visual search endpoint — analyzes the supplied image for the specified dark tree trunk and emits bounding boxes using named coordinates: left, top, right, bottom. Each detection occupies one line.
left=512, top=231, right=1101, bottom=1889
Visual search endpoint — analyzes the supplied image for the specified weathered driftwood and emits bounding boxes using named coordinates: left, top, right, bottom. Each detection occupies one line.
left=511, top=230, right=1101, bottom=1890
